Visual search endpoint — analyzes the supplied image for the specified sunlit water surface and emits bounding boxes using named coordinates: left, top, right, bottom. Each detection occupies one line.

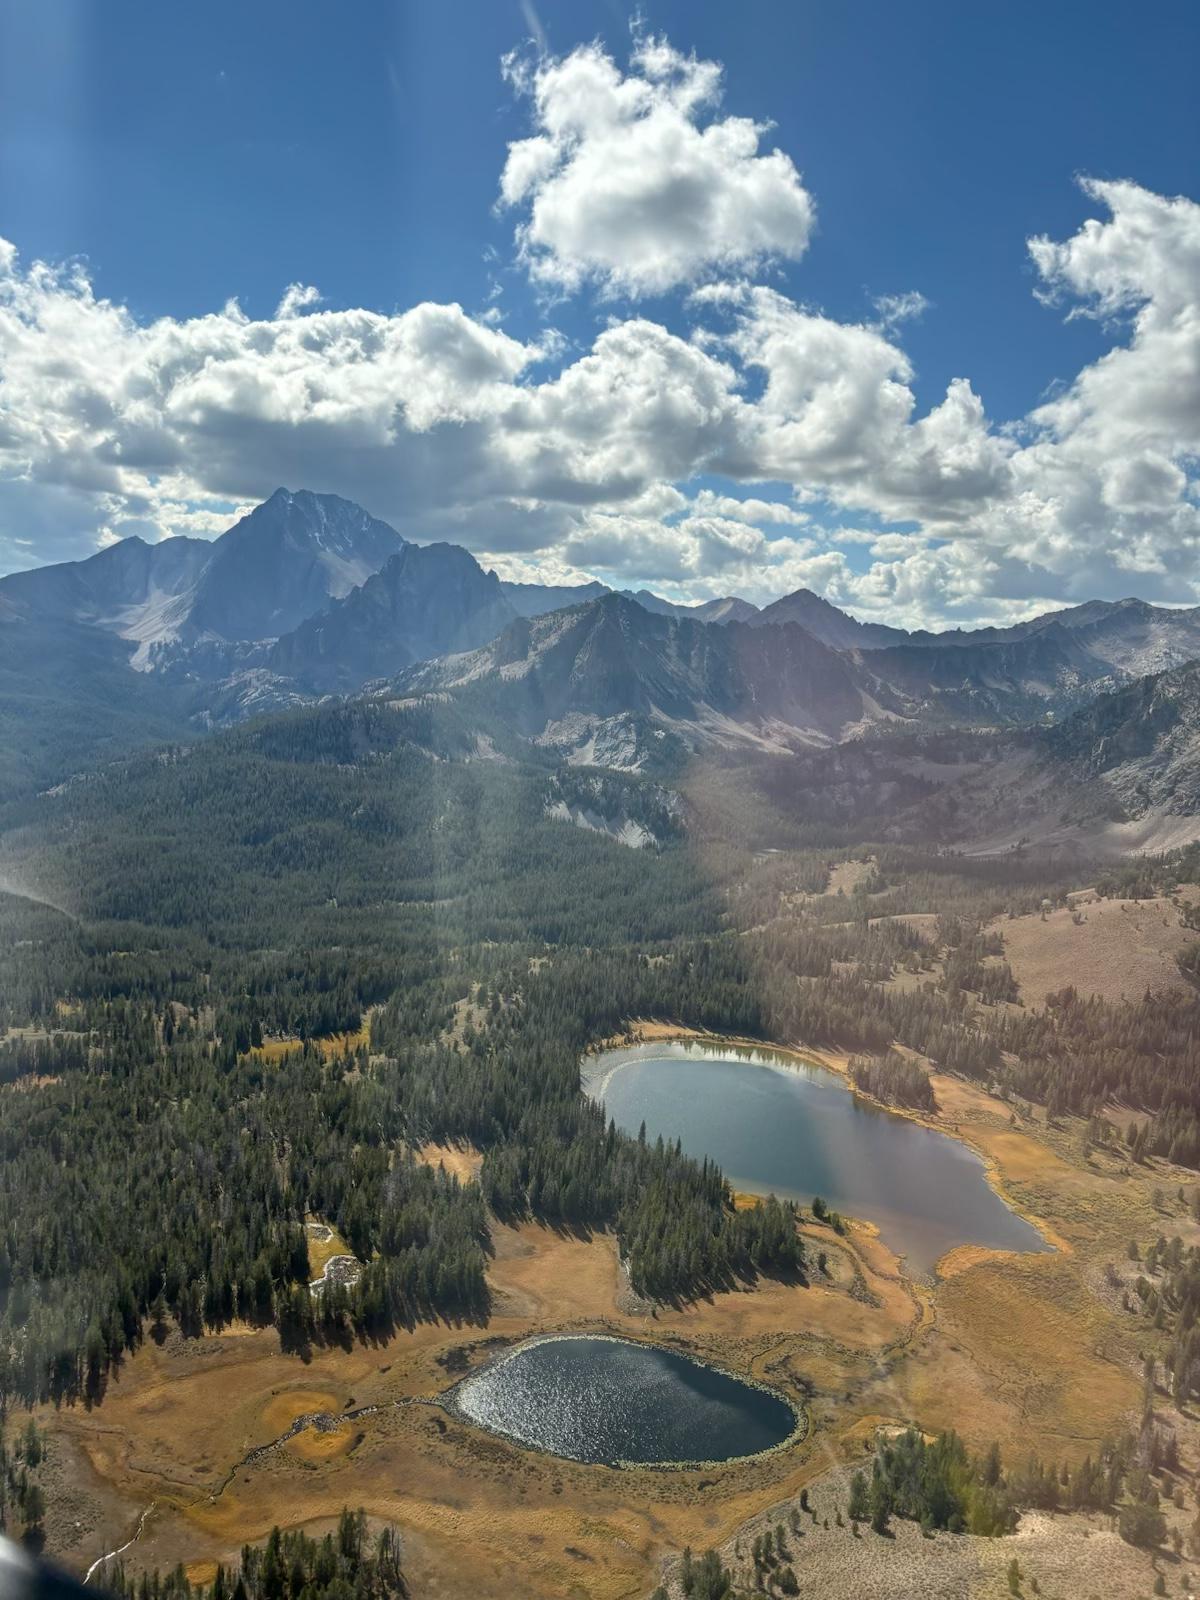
left=587, top=1041, right=1048, bottom=1278
left=451, top=1335, right=798, bottom=1465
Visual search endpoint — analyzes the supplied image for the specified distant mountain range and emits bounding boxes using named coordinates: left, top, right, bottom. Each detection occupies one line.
left=385, top=586, right=1200, bottom=765
left=7, top=485, right=1200, bottom=851
left=391, top=592, right=899, bottom=767
left=0, top=488, right=406, bottom=666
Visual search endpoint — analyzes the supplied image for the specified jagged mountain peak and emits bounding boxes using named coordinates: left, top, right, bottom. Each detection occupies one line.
left=752, top=586, right=910, bottom=649
left=266, top=538, right=517, bottom=693
left=0, top=488, right=409, bottom=655
left=186, top=488, right=407, bottom=640
left=232, top=486, right=399, bottom=553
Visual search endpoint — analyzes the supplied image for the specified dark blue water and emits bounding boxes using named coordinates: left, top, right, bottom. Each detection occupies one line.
left=452, top=1335, right=797, bottom=1465
left=589, top=1042, right=1047, bottom=1277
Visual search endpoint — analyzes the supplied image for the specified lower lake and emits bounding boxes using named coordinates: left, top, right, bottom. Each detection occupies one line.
left=450, top=1334, right=799, bottom=1465
left=586, top=1040, right=1048, bottom=1278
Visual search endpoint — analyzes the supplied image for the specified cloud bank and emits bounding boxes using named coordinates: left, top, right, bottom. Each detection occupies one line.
left=0, top=38, right=1197, bottom=629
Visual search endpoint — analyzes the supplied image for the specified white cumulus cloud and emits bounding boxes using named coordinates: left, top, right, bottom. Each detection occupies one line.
left=499, top=35, right=814, bottom=298
left=0, top=112, right=1198, bottom=631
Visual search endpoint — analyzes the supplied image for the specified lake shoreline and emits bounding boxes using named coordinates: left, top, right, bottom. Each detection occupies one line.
left=583, top=1022, right=1064, bottom=1276
left=443, top=1329, right=807, bottom=1471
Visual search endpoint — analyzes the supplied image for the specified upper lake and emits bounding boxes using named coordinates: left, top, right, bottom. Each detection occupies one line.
left=586, top=1040, right=1048, bottom=1278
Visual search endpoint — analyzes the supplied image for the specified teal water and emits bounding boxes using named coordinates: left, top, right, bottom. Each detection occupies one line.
left=451, top=1335, right=798, bottom=1465
left=588, top=1041, right=1048, bottom=1278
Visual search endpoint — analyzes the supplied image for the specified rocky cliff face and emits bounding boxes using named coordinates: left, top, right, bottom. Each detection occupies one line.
left=391, top=593, right=902, bottom=764
left=182, top=488, right=407, bottom=642
left=0, top=487, right=407, bottom=657
left=269, top=542, right=518, bottom=691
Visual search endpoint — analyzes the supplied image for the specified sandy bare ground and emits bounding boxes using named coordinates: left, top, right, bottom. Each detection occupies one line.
left=415, top=1140, right=484, bottom=1185
left=656, top=1464, right=1160, bottom=1600
left=827, top=858, right=876, bottom=896
left=992, top=894, right=1193, bottom=1005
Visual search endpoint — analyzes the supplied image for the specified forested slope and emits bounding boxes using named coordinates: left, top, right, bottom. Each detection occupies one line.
left=5, top=697, right=1200, bottom=1411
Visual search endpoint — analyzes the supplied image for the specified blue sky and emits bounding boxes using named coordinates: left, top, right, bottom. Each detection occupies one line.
left=1, top=0, right=1198, bottom=624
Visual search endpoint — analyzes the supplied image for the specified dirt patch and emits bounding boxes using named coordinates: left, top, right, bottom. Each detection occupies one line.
left=656, top=1464, right=1156, bottom=1600
left=826, top=858, right=876, bottom=897
left=285, top=1423, right=356, bottom=1464
left=304, top=1221, right=352, bottom=1279
left=415, top=1141, right=483, bottom=1185
left=992, top=895, right=1192, bottom=1005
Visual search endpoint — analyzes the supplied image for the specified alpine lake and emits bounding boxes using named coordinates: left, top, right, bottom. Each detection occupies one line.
left=448, top=1038, right=1047, bottom=1469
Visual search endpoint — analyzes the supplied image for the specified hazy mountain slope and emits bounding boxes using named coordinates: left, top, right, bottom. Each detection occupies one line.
left=501, top=579, right=610, bottom=616
left=618, top=588, right=758, bottom=624
left=0, top=610, right=191, bottom=801
left=952, top=597, right=1200, bottom=659
left=951, top=662, right=1200, bottom=854
left=0, top=487, right=407, bottom=663
left=753, top=588, right=910, bottom=648
left=388, top=592, right=1141, bottom=773
left=500, top=581, right=756, bottom=623
left=1037, top=600, right=1200, bottom=678
left=0, top=534, right=212, bottom=661
left=390, top=593, right=900, bottom=767
left=859, top=628, right=1117, bottom=723
left=729, top=660, right=1200, bottom=857
left=1044, top=660, right=1200, bottom=820
left=268, top=542, right=518, bottom=692
left=690, top=596, right=759, bottom=624
left=754, top=589, right=1200, bottom=680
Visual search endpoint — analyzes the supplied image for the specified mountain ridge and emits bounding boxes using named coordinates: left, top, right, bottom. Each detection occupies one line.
left=389, top=592, right=906, bottom=768
left=9, top=488, right=1200, bottom=694
left=0, top=487, right=408, bottom=663
left=268, top=541, right=518, bottom=692
left=9, top=488, right=1200, bottom=832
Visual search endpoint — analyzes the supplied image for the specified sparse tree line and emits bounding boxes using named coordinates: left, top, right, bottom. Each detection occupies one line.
left=849, top=1050, right=937, bottom=1111
left=106, top=1508, right=407, bottom=1600
left=845, top=1427, right=1172, bottom=1551
left=0, top=1418, right=47, bottom=1546
left=1123, top=1230, right=1200, bottom=1415
left=652, top=1425, right=1157, bottom=1600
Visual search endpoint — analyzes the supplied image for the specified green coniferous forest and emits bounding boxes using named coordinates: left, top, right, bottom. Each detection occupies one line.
left=1, top=696, right=1199, bottom=1503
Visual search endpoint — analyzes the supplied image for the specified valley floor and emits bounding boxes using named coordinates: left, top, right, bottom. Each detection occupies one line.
left=28, top=1033, right=1184, bottom=1600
